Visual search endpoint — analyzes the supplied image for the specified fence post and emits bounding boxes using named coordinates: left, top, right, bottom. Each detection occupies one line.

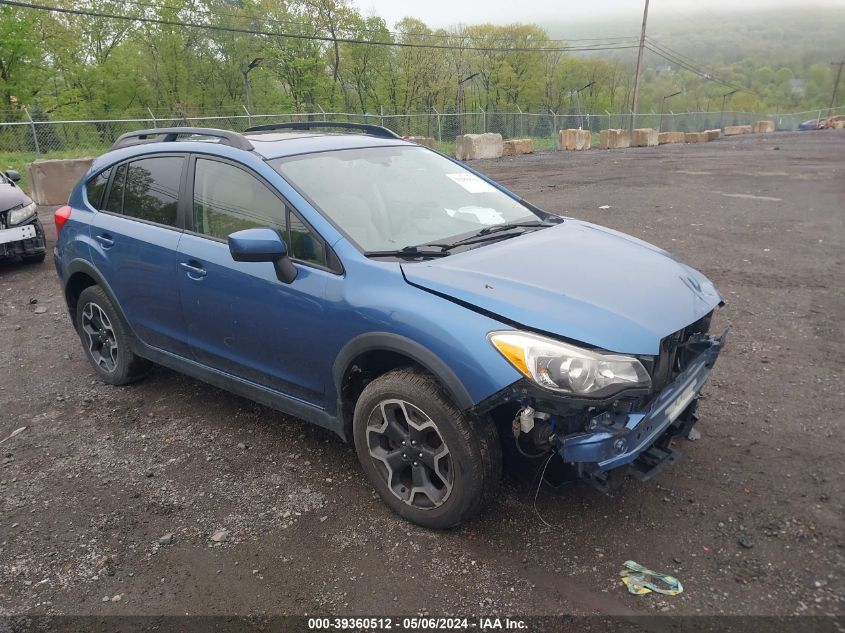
left=481, top=108, right=486, bottom=133
left=147, top=107, right=157, bottom=129
left=242, top=104, right=252, bottom=128
left=24, top=107, right=40, bottom=156
left=380, top=105, right=384, bottom=129
left=432, top=107, right=442, bottom=143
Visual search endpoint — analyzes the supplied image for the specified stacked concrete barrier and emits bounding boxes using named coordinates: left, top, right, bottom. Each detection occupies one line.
left=632, top=128, right=658, bottom=147
left=685, top=132, right=708, bottom=143
left=599, top=129, right=631, bottom=149
left=27, top=158, right=94, bottom=205
left=657, top=131, right=685, bottom=144
left=408, top=136, right=435, bottom=148
left=557, top=129, right=591, bottom=151
left=705, top=129, right=723, bottom=141
left=455, top=133, right=503, bottom=160
left=724, top=125, right=753, bottom=136
left=502, top=139, right=534, bottom=156
left=753, top=120, right=774, bottom=134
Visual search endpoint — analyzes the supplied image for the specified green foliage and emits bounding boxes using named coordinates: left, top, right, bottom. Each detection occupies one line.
left=0, top=1, right=842, bottom=126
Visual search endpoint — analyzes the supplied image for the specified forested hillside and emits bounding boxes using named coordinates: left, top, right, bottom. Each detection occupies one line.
left=1, top=0, right=842, bottom=122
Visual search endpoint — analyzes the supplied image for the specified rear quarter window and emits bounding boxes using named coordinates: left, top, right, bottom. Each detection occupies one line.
left=85, top=168, right=111, bottom=209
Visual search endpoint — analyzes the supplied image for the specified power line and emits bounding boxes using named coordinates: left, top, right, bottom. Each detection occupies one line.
left=644, top=41, right=752, bottom=95
left=1, top=0, right=641, bottom=54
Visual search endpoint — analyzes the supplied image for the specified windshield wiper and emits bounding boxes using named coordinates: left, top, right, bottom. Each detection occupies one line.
left=365, top=245, right=451, bottom=259
left=428, top=219, right=560, bottom=251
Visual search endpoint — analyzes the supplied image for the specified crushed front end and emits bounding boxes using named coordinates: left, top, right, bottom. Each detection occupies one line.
left=0, top=202, right=46, bottom=261
left=479, top=312, right=727, bottom=492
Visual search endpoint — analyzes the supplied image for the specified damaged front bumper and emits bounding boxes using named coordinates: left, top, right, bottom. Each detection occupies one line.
left=0, top=217, right=46, bottom=260
left=556, top=329, right=727, bottom=487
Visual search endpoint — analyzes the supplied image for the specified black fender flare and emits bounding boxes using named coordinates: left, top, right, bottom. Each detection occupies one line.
left=332, top=332, right=475, bottom=412
left=63, top=259, right=142, bottom=348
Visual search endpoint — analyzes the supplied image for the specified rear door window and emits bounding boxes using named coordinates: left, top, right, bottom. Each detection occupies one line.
left=122, top=157, right=184, bottom=227
left=103, top=163, right=126, bottom=214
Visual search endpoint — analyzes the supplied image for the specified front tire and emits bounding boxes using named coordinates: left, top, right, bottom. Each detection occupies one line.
left=353, top=368, right=501, bottom=529
left=75, top=286, right=151, bottom=385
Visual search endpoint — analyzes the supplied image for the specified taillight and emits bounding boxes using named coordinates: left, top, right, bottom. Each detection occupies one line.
left=54, top=205, right=72, bottom=235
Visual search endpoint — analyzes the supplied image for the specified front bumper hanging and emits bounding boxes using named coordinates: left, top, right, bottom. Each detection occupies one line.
left=555, top=329, right=728, bottom=483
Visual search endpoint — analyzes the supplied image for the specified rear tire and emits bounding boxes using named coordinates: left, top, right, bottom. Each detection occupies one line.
left=353, top=367, right=501, bottom=529
left=75, top=285, right=151, bottom=385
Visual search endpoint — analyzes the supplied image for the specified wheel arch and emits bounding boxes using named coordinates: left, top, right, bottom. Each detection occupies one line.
left=332, top=333, right=476, bottom=441
left=63, top=260, right=134, bottom=342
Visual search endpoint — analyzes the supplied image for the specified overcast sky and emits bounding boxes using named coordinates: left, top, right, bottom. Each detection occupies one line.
left=350, top=0, right=845, bottom=30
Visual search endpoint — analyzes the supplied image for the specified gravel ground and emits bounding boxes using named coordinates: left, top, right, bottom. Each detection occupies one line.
left=0, top=130, right=843, bottom=619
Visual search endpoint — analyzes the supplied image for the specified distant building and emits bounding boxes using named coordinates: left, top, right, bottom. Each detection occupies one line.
left=655, top=65, right=675, bottom=76
left=789, top=79, right=806, bottom=97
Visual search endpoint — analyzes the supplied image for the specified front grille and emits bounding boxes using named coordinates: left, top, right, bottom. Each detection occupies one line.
left=651, top=311, right=713, bottom=391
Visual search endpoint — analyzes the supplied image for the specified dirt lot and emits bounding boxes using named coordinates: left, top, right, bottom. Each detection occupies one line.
left=1, top=131, right=843, bottom=621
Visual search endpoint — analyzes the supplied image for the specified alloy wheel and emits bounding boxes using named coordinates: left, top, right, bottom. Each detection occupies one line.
left=81, top=302, right=118, bottom=373
left=366, top=399, right=453, bottom=510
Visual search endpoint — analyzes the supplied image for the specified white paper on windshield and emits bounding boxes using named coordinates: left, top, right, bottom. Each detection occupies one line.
left=445, top=206, right=505, bottom=225
left=446, top=172, right=497, bottom=193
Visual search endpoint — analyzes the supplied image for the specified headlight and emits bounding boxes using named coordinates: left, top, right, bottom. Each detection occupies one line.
left=489, top=331, right=651, bottom=397
left=8, top=202, right=37, bottom=226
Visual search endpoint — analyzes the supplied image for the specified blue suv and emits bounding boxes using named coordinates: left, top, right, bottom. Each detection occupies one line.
left=54, top=122, right=726, bottom=528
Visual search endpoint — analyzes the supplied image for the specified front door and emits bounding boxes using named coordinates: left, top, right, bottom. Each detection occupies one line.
left=176, top=156, right=333, bottom=407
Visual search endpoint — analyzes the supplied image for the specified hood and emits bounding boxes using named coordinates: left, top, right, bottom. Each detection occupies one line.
left=0, top=180, right=32, bottom=214
left=401, top=220, right=721, bottom=356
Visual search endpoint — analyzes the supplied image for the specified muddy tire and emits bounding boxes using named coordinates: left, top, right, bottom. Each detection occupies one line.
left=75, top=285, right=150, bottom=385
left=353, top=367, right=501, bottom=529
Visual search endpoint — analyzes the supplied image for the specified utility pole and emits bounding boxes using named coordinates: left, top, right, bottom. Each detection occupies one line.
left=629, top=0, right=650, bottom=134
left=829, top=60, right=845, bottom=116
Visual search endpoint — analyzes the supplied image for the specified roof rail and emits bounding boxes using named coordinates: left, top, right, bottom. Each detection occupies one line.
left=244, top=121, right=402, bottom=140
left=110, top=127, right=254, bottom=151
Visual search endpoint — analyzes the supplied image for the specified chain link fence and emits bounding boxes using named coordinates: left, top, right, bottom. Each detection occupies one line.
left=1, top=107, right=841, bottom=159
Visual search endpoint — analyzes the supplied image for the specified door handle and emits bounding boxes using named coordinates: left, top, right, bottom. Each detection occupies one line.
left=94, top=233, right=114, bottom=248
left=179, top=261, right=207, bottom=279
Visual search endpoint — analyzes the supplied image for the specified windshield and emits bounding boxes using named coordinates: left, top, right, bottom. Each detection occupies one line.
left=271, top=146, right=537, bottom=253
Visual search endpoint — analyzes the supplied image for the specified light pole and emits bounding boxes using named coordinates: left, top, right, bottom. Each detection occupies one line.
left=658, top=90, right=681, bottom=132
left=457, top=72, right=479, bottom=135
left=243, top=57, right=263, bottom=126
left=720, top=89, right=738, bottom=130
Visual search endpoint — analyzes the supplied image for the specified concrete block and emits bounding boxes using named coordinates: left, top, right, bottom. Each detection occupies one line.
left=455, top=133, right=503, bottom=160
left=753, top=120, right=774, bottom=134
left=705, top=129, right=722, bottom=141
left=599, top=129, right=631, bottom=149
left=557, top=129, right=592, bottom=151
left=27, top=158, right=94, bottom=206
left=724, top=125, right=753, bottom=136
left=502, top=138, right=534, bottom=156
left=632, top=128, right=658, bottom=147
left=408, top=136, right=435, bottom=148
left=657, top=131, right=685, bottom=144
left=685, top=132, right=708, bottom=143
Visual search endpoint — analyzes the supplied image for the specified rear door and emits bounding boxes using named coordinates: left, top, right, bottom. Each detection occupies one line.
left=88, top=154, right=191, bottom=355
left=176, top=155, right=333, bottom=406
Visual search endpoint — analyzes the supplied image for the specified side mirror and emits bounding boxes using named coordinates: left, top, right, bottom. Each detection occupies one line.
left=5, top=169, right=21, bottom=183
left=228, top=227, right=297, bottom=284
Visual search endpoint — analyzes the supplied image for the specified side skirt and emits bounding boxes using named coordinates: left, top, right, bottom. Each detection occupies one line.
left=137, top=343, right=346, bottom=441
